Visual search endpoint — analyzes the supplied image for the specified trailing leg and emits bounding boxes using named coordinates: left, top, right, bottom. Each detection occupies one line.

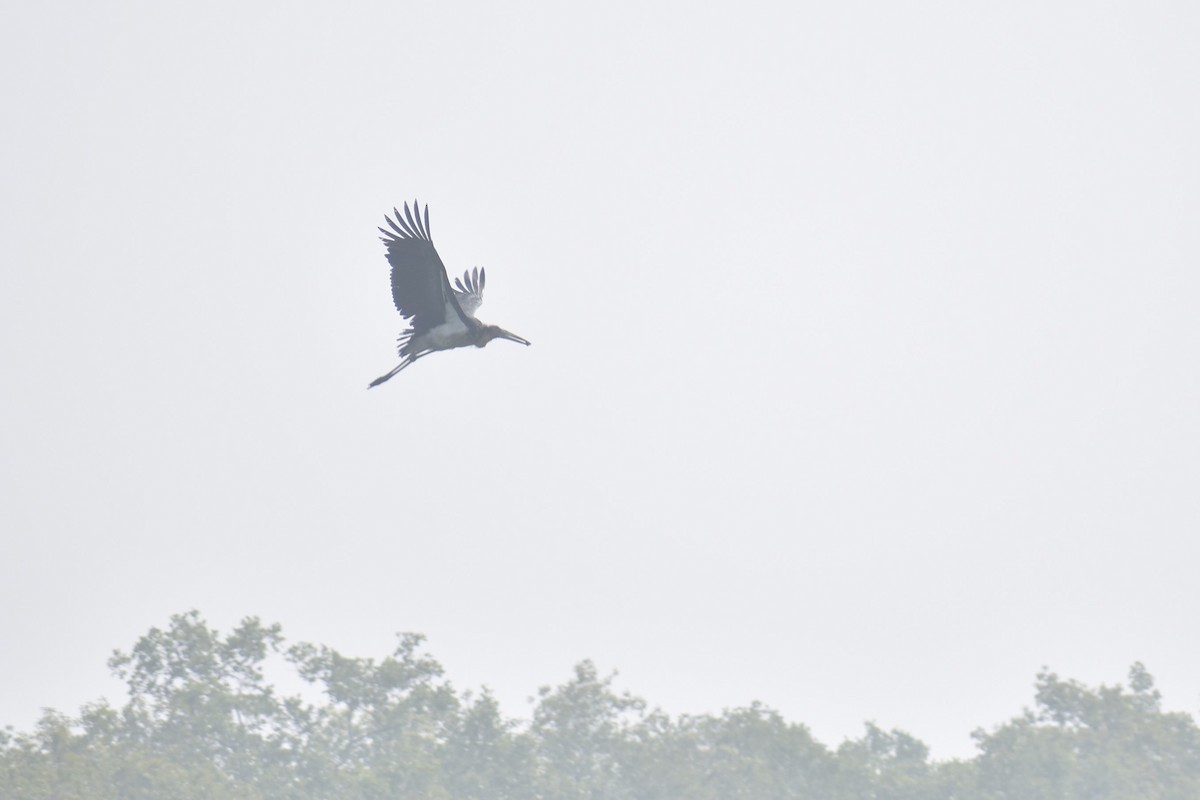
left=367, top=354, right=418, bottom=388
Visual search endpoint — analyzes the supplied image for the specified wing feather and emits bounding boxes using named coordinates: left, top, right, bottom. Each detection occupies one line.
left=403, top=201, right=420, bottom=237
left=378, top=201, right=474, bottom=333
left=453, top=266, right=485, bottom=318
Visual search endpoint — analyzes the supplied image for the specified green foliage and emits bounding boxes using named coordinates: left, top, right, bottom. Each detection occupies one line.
left=3, top=613, right=1199, bottom=799
left=971, top=663, right=1200, bottom=800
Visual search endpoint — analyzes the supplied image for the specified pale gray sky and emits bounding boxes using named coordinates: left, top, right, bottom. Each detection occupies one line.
left=2, top=0, right=1198, bottom=759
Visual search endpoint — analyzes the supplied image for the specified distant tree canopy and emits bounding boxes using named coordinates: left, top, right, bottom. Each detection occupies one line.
left=2, top=611, right=1198, bottom=799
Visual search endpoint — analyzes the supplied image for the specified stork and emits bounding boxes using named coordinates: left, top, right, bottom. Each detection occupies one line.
left=368, top=200, right=531, bottom=388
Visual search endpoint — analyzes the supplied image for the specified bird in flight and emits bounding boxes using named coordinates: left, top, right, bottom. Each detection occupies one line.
left=369, top=200, right=530, bottom=388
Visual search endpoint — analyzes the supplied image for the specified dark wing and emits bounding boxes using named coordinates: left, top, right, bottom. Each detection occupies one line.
left=378, top=200, right=474, bottom=332
left=452, top=266, right=486, bottom=318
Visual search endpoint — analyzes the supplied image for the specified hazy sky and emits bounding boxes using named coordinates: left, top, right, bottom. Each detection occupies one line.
left=2, top=1, right=1198, bottom=758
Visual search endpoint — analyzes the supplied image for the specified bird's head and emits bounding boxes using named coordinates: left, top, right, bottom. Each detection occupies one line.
left=478, top=325, right=531, bottom=348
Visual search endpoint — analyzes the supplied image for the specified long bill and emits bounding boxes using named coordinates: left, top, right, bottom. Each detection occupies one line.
left=497, top=329, right=531, bottom=346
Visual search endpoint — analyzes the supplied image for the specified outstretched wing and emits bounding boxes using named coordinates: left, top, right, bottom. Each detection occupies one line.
left=452, top=267, right=486, bottom=318
left=378, top=200, right=474, bottom=333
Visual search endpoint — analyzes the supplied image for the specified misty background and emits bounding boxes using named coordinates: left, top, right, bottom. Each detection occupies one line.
left=2, top=1, right=1198, bottom=759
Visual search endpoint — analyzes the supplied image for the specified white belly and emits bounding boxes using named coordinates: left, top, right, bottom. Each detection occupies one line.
left=413, top=320, right=472, bottom=352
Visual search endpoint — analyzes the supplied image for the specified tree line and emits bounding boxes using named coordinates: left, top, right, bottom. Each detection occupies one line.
left=3, top=611, right=1198, bottom=799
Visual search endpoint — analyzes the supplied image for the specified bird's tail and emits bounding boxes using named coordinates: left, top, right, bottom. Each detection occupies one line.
left=367, top=355, right=417, bottom=389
